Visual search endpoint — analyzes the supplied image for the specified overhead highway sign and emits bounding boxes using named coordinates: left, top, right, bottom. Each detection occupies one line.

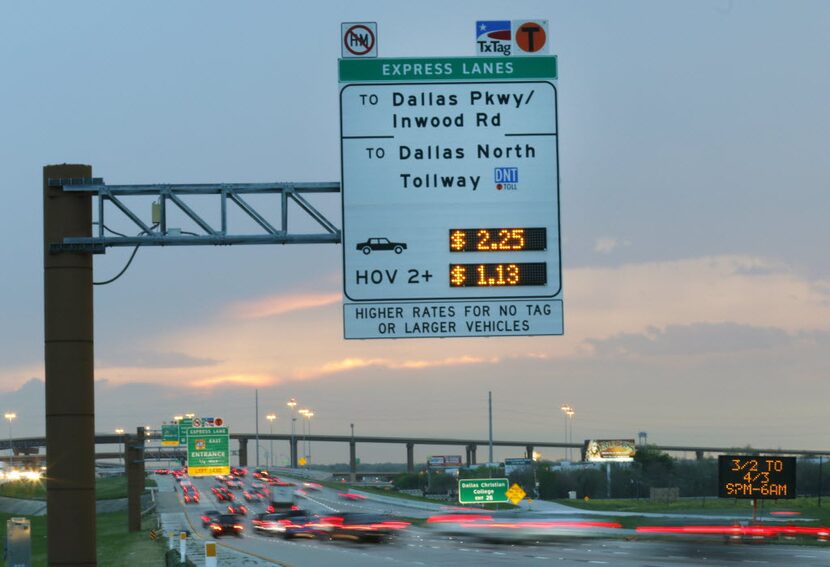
left=340, top=56, right=562, bottom=339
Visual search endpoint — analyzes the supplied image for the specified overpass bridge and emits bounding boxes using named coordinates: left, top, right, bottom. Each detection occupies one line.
left=3, top=433, right=828, bottom=474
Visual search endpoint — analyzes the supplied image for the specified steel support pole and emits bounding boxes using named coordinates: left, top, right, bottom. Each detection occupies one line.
left=525, top=445, right=534, bottom=460
left=127, top=428, right=145, bottom=532
left=255, top=389, right=259, bottom=468
left=290, top=418, right=297, bottom=468
left=238, top=438, right=248, bottom=467
left=406, top=442, right=414, bottom=473
left=44, top=164, right=96, bottom=566
left=290, top=435, right=298, bottom=468
left=349, top=441, right=357, bottom=482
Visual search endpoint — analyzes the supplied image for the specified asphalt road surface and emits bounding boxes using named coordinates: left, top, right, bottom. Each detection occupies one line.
left=156, top=472, right=830, bottom=567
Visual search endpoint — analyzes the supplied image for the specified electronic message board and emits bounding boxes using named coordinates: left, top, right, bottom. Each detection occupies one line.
left=718, top=455, right=796, bottom=499
left=340, top=56, right=563, bottom=339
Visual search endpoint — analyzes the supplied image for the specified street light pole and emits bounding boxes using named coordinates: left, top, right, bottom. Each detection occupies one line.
left=266, top=414, right=277, bottom=469
left=560, top=404, right=572, bottom=461
left=287, top=398, right=297, bottom=467
left=115, top=428, right=124, bottom=466
left=4, top=413, right=16, bottom=469
left=306, top=412, right=314, bottom=464
left=255, top=389, right=260, bottom=468
left=299, top=409, right=309, bottom=464
left=567, top=408, right=575, bottom=460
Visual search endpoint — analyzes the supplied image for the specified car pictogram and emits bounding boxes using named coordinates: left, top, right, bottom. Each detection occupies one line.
left=356, top=237, right=407, bottom=254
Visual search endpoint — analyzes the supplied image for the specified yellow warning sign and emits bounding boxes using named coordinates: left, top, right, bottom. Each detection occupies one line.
left=298, top=457, right=307, bottom=466
left=505, top=483, right=526, bottom=505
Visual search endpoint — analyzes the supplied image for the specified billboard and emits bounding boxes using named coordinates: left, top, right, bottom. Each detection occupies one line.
left=428, top=455, right=463, bottom=468
left=718, top=455, right=796, bottom=499
left=583, top=439, right=636, bottom=462
left=504, top=457, right=533, bottom=475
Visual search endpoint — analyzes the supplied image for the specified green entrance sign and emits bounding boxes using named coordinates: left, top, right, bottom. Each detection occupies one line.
left=161, top=424, right=179, bottom=446
left=186, top=426, right=230, bottom=476
left=458, top=478, right=509, bottom=504
left=178, top=418, right=192, bottom=446
left=339, top=56, right=557, bottom=82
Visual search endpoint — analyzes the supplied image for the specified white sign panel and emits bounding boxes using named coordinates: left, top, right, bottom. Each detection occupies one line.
left=344, top=299, right=562, bottom=339
left=340, top=57, right=561, bottom=339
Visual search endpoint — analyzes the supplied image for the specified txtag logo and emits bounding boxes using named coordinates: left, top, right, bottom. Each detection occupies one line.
left=476, top=21, right=511, bottom=56
left=494, top=167, right=519, bottom=190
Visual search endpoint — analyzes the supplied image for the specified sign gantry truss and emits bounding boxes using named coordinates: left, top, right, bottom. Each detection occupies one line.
left=48, top=177, right=341, bottom=253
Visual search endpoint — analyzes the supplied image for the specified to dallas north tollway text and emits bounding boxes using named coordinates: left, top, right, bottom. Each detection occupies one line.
left=385, top=92, right=538, bottom=190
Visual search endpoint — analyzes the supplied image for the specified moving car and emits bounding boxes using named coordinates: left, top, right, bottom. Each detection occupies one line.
left=226, top=504, right=249, bottom=516
left=200, top=510, right=222, bottom=528
left=338, top=492, right=367, bottom=501
left=209, top=514, right=244, bottom=538
left=182, top=485, right=200, bottom=504
left=267, top=500, right=300, bottom=513
left=253, top=511, right=321, bottom=539
left=320, top=513, right=409, bottom=543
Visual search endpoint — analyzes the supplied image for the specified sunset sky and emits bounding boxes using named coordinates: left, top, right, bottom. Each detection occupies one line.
left=1, top=1, right=828, bottom=464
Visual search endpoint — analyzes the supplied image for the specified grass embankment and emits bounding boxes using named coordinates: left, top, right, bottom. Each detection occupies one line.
left=554, top=496, right=830, bottom=525
left=0, top=476, right=157, bottom=500
left=0, top=510, right=166, bottom=566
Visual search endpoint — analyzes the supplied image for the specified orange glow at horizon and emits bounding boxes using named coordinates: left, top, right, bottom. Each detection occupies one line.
left=229, top=292, right=341, bottom=320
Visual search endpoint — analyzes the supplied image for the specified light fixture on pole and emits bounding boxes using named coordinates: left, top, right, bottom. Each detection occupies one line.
left=266, top=414, right=277, bottom=468
left=4, top=413, right=16, bottom=469
left=115, top=428, right=124, bottom=465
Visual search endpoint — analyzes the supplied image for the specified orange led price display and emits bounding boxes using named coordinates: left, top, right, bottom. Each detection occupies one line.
left=718, top=455, right=796, bottom=499
left=449, top=228, right=547, bottom=252
left=449, top=263, right=547, bottom=287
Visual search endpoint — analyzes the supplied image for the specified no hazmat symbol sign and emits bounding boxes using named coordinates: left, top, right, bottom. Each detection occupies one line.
left=342, top=22, right=378, bottom=58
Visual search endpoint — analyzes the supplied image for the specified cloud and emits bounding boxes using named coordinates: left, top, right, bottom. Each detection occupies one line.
left=568, top=255, right=830, bottom=346
left=594, top=237, right=619, bottom=254
left=587, top=322, right=793, bottom=357
left=187, top=373, right=275, bottom=388
left=98, top=351, right=221, bottom=369
left=228, top=292, right=341, bottom=320
left=294, top=355, right=496, bottom=380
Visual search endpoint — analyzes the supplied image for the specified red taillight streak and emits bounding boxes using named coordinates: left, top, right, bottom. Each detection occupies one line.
left=428, top=514, right=493, bottom=523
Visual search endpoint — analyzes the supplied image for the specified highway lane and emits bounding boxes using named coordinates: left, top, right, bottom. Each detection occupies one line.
left=160, top=472, right=830, bottom=567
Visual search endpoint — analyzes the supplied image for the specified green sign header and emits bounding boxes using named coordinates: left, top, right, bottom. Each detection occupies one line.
left=458, top=478, right=510, bottom=504
left=339, top=56, right=557, bottom=83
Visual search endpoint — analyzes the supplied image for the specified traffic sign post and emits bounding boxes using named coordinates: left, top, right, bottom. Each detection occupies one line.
left=505, top=483, right=527, bottom=505
left=458, top=478, right=509, bottom=504
left=161, top=424, right=179, bottom=446
left=186, top=427, right=230, bottom=477
left=340, top=56, right=562, bottom=339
